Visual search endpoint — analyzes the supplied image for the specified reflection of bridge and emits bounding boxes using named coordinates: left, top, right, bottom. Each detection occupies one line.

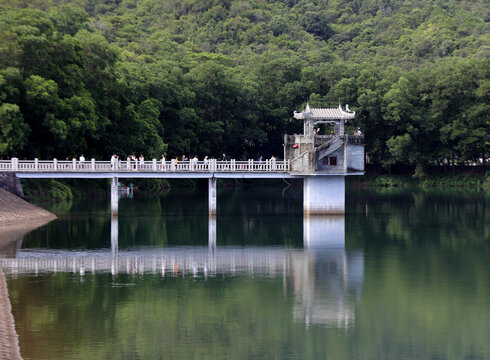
left=0, top=247, right=304, bottom=277
left=1, top=215, right=364, bottom=328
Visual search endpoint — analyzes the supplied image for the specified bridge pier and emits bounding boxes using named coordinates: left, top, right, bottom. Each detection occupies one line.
left=303, top=176, right=345, bottom=215
left=208, top=178, right=217, bottom=216
left=111, top=177, right=118, bottom=216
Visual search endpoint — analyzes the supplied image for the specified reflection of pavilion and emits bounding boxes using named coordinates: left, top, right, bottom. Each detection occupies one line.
left=0, top=214, right=363, bottom=328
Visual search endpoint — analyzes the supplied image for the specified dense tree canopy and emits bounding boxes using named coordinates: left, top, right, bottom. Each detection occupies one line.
left=0, top=0, right=488, bottom=173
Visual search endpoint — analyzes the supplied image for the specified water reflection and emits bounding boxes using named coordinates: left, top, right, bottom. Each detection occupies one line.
left=111, top=216, right=118, bottom=276
left=296, top=215, right=363, bottom=327
left=4, top=190, right=488, bottom=360
left=303, top=215, right=345, bottom=249
left=2, top=213, right=364, bottom=329
left=208, top=215, right=216, bottom=249
left=0, top=220, right=54, bottom=258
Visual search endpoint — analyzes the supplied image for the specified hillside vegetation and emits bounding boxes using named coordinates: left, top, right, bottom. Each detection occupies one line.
left=0, top=0, right=488, bottom=175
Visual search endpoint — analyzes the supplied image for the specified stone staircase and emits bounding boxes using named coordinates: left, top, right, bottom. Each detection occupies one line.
left=316, top=136, right=344, bottom=160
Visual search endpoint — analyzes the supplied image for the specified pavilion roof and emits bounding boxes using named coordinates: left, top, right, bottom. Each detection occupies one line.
left=293, top=104, right=355, bottom=120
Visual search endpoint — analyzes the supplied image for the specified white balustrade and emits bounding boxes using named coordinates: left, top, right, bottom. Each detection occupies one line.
left=0, top=158, right=290, bottom=173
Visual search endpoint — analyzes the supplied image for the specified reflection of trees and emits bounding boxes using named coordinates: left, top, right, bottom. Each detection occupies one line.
left=347, top=189, right=488, bottom=249
left=8, top=188, right=489, bottom=359
left=345, top=188, right=489, bottom=359
left=8, top=274, right=310, bottom=359
left=219, top=188, right=302, bottom=247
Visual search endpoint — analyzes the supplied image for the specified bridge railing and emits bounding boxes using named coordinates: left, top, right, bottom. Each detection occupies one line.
left=0, top=158, right=290, bottom=173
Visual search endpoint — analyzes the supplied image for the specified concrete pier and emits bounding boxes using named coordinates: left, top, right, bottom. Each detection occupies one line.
left=111, top=177, right=118, bottom=216
left=208, top=178, right=217, bottom=216
left=303, top=176, right=345, bottom=215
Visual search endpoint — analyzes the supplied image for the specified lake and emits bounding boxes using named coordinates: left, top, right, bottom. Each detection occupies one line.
left=2, top=184, right=489, bottom=360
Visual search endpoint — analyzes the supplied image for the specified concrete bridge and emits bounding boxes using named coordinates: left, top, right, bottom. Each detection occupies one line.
left=0, top=104, right=365, bottom=215
left=0, top=157, right=361, bottom=216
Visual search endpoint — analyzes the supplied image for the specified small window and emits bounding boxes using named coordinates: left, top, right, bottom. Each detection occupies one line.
left=322, top=157, right=329, bottom=165
left=329, top=157, right=337, bottom=166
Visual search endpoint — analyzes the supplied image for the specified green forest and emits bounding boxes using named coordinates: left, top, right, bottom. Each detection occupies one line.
left=0, top=0, right=488, bottom=175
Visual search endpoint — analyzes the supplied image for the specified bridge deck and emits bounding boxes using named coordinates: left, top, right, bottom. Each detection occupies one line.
left=1, top=160, right=362, bottom=178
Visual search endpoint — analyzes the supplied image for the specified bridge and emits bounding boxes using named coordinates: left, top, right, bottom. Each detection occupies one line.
left=0, top=158, right=291, bottom=178
left=0, top=105, right=365, bottom=215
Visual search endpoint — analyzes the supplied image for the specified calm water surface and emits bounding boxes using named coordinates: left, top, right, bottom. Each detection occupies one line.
left=2, top=186, right=489, bottom=360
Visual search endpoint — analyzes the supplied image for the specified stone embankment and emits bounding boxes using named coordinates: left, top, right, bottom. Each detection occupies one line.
left=0, top=188, right=56, bottom=230
left=0, top=186, right=56, bottom=360
left=0, top=267, right=22, bottom=360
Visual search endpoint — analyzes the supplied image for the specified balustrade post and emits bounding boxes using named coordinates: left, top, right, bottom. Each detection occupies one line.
left=72, top=158, right=76, bottom=170
left=34, top=158, right=39, bottom=171
left=250, top=159, right=254, bottom=171
left=11, top=157, right=17, bottom=171
left=231, top=159, right=235, bottom=171
left=91, top=158, right=95, bottom=171
left=53, top=158, right=58, bottom=171
left=152, top=159, right=157, bottom=171
left=171, top=159, right=176, bottom=171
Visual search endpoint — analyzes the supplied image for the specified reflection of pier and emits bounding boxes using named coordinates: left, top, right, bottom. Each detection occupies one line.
left=291, top=215, right=364, bottom=327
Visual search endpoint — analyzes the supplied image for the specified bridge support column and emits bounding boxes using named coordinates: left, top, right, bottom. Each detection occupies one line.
left=303, top=176, right=345, bottom=215
left=208, top=178, right=217, bottom=216
left=111, top=177, right=118, bottom=216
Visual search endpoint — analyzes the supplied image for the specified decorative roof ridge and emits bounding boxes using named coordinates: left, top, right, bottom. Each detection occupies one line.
left=293, top=103, right=355, bottom=120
